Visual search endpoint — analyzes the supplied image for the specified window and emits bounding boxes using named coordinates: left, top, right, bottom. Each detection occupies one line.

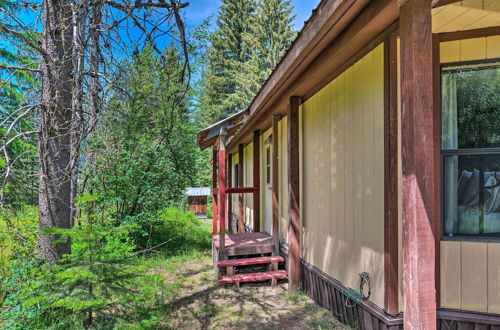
left=441, top=60, right=500, bottom=239
left=266, top=147, right=271, bottom=185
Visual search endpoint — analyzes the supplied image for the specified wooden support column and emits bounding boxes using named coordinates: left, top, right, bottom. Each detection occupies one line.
left=238, top=144, right=245, bottom=233
left=432, top=33, right=442, bottom=306
left=400, top=0, right=437, bottom=328
left=384, top=31, right=399, bottom=315
left=288, top=96, right=301, bottom=293
left=218, top=135, right=227, bottom=260
left=272, top=114, right=281, bottom=255
left=253, top=130, right=261, bottom=232
left=212, top=148, right=218, bottom=235
left=227, top=154, right=233, bottom=233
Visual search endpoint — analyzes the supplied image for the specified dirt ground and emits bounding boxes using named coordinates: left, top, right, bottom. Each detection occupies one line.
left=150, top=251, right=350, bottom=330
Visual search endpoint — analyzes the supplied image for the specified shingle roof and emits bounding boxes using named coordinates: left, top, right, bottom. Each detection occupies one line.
left=186, top=187, right=211, bottom=197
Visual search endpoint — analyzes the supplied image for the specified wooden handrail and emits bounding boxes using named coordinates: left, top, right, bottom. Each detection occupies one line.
left=226, top=187, right=259, bottom=194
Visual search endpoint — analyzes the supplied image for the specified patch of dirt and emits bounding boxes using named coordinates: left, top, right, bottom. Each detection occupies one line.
left=153, top=252, right=350, bottom=329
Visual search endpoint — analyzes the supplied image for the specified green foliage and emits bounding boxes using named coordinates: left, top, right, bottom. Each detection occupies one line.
left=0, top=0, right=40, bottom=208
left=1, top=203, right=211, bottom=329
left=456, top=66, right=500, bottom=149
left=86, top=46, right=201, bottom=237
left=136, top=207, right=211, bottom=254
left=1, top=253, right=46, bottom=330
left=198, top=0, right=257, bottom=127
left=0, top=205, right=38, bottom=265
left=16, top=222, right=145, bottom=329
left=197, top=0, right=296, bottom=127
left=0, top=207, right=43, bottom=329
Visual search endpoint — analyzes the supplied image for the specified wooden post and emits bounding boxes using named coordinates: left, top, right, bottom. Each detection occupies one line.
left=228, top=154, right=233, bottom=233
left=212, top=148, right=218, bottom=235
left=400, top=0, right=437, bottom=328
left=253, top=130, right=261, bottom=232
left=432, top=33, right=442, bottom=306
left=238, top=144, right=245, bottom=233
left=288, top=96, right=301, bottom=293
left=218, top=135, right=227, bottom=260
left=384, top=31, right=399, bottom=315
left=272, top=114, right=281, bottom=255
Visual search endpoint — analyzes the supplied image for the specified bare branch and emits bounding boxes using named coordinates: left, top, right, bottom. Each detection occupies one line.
left=3, top=131, right=39, bottom=151
left=0, top=22, right=47, bottom=58
left=0, top=64, right=41, bottom=73
left=106, top=0, right=189, bottom=11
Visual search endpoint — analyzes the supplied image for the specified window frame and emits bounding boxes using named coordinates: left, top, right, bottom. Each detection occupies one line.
left=440, top=59, right=500, bottom=242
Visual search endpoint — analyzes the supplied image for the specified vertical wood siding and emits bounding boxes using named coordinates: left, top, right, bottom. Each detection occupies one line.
left=301, top=44, right=385, bottom=308
left=279, top=117, right=289, bottom=242
left=432, top=0, right=500, bottom=34
left=261, top=128, right=272, bottom=234
left=439, top=36, right=500, bottom=314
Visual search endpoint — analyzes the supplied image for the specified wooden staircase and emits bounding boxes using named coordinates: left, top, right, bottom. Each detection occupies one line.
left=217, top=255, right=287, bottom=287
left=213, top=233, right=287, bottom=287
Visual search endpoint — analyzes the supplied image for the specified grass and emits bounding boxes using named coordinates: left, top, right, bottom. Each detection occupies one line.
left=136, top=248, right=350, bottom=329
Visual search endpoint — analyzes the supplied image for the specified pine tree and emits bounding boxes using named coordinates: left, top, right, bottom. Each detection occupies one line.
left=199, top=0, right=256, bottom=127
left=236, top=0, right=296, bottom=105
left=198, top=0, right=295, bottom=127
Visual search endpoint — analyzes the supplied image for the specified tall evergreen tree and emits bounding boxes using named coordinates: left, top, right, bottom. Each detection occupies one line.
left=236, top=0, right=295, bottom=106
left=199, top=0, right=295, bottom=127
left=199, top=0, right=256, bottom=127
left=252, top=0, right=295, bottom=81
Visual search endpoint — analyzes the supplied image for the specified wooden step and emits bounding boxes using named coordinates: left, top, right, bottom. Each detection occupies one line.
left=217, top=256, right=284, bottom=268
left=218, top=270, right=288, bottom=285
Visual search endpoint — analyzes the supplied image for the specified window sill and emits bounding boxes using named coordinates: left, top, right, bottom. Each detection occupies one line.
left=442, top=236, right=500, bottom=243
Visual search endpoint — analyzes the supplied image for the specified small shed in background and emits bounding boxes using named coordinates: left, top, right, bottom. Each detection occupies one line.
left=186, top=187, right=210, bottom=217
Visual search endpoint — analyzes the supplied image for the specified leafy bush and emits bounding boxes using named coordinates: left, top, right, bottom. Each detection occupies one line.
left=135, top=207, right=211, bottom=254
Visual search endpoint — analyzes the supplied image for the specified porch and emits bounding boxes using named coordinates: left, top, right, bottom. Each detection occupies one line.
left=212, top=232, right=274, bottom=257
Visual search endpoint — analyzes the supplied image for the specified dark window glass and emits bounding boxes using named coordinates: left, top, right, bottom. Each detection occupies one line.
left=443, top=154, right=500, bottom=238
left=442, top=61, right=500, bottom=240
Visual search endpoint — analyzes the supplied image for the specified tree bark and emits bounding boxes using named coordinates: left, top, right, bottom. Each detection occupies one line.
left=39, top=0, right=75, bottom=263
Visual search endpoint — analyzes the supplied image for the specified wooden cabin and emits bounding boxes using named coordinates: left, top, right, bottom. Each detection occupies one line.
left=186, top=187, right=210, bottom=217
left=197, top=0, right=500, bottom=328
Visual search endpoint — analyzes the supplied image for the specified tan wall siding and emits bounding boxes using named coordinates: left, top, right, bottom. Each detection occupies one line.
left=262, top=128, right=272, bottom=234
left=432, top=0, right=500, bottom=34
left=439, top=36, right=500, bottom=314
left=301, top=44, right=385, bottom=308
left=279, top=117, right=289, bottom=241
left=441, top=241, right=500, bottom=314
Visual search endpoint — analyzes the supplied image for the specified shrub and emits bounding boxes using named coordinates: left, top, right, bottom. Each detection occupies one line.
left=136, top=207, right=211, bottom=254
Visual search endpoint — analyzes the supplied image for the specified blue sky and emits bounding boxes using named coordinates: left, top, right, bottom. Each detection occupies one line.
left=183, top=0, right=321, bottom=30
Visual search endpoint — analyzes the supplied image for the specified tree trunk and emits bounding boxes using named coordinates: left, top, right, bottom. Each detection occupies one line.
left=39, top=0, right=75, bottom=263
